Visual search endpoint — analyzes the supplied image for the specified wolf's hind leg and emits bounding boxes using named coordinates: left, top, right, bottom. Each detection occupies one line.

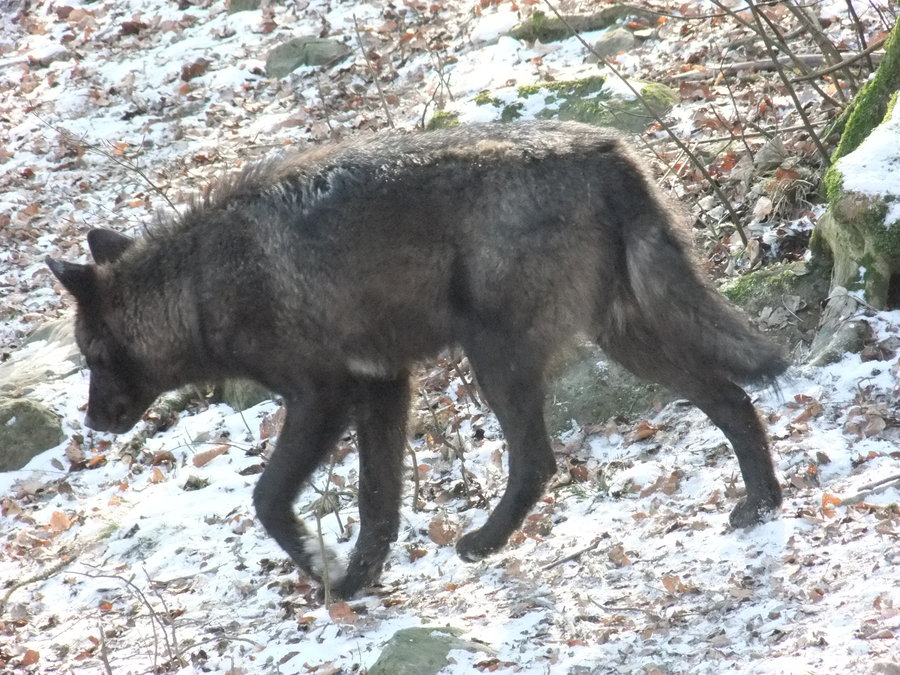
left=253, top=378, right=352, bottom=580
left=455, top=331, right=557, bottom=562
left=334, top=375, right=410, bottom=598
left=601, top=332, right=782, bottom=526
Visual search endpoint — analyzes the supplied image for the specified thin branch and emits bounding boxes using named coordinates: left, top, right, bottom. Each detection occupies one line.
left=97, top=622, right=114, bottom=675
left=542, top=539, right=600, bottom=570
left=0, top=555, right=77, bottom=613
left=841, top=473, right=900, bottom=505
left=407, top=440, right=421, bottom=512
left=352, top=15, right=394, bottom=129
left=783, top=0, right=854, bottom=98
left=71, top=566, right=176, bottom=669
left=755, top=5, right=845, bottom=106
left=844, top=0, right=875, bottom=71
left=451, top=357, right=481, bottom=407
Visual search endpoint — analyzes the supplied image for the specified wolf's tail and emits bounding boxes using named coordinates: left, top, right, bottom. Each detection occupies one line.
left=599, top=171, right=788, bottom=385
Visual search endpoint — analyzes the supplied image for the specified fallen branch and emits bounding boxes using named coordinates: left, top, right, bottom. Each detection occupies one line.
left=0, top=555, right=77, bottom=614
left=840, top=473, right=900, bottom=505
left=542, top=538, right=600, bottom=570
left=793, top=38, right=887, bottom=82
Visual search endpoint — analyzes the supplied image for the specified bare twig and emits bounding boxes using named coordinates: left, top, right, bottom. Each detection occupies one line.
left=785, top=0, right=858, bottom=93
left=0, top=555, right=77, bottom=613
left=70, top=566, right=177, bottom=670
left=451, top=357, right=482, bottom=407
left=407, top=440, right=421, bottom=512
left=144, top=568, right=180, bottom=659
left=97, top=622, right=114, bottom=675
left=316, top=453, right=341, bottom=605
left=352, top=15, right=394, bottom=129
left=419, top=387, right=460, bottom=455
left=316, top=75, right=334, bottom=132
left=542, top=538, right=600, bottom=570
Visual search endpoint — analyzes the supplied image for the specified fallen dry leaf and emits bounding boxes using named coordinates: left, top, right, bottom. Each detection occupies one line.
left=327, top=601, right=358, bottom=624
left=193, top=444, right=229, bottom=467
left=427, top=513, right=461, bottom=546
left=49, top=510, right=73, bottom=533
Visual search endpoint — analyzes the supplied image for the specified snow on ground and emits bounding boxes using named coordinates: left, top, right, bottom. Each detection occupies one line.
left=1, top=0, right=899, bottom=673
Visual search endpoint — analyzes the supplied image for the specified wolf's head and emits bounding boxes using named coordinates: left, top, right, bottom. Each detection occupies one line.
left=47, top=230, right=162, bottom=434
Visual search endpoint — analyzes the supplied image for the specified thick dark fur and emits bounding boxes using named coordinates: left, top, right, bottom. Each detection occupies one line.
left=47, top=121, right=786, bottom=598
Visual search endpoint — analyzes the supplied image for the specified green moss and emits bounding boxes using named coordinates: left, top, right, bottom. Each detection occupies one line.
left=518, top=76, right=605, bottom=99
left=464, top=76, right=676, bottom=133
left=99, top=523, right=119, bottom=539
left=886, top=91, right=899, bottom=118
left=831, top=20, right=900, bottom=162
left=473, top=91, right=500, bottom=106
left=499, top=102, right=523, bottom=122
left=641, top=82, right=679, bottom=110
left=426, top=110, right=459, bottom=130
left=823, top=163, right=844, bottom=205
left=721, top=268, right=797, bottom=304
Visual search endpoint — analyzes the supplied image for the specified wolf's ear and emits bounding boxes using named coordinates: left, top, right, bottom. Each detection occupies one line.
left=87, top=229, right=133, bottom=264
left=46, top=257, right=97, bottom=302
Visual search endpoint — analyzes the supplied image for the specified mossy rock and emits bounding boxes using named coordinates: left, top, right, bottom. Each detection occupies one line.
left=446, top=76, right=677, bottom=133
left=368, top=627, right=493, bottom=675
left=539, top=80, right=677, bottom=132
left=228, top=0, right=261, bottom=11
left=265, top=38, right=351, bottom=77
left=425, top=110, right=460, bottom=130
left=829, top=20, right=900, bottom=163
left=0, top=398, right=65, bottom=471
left=546, top=343, right=673, bottom=435
left=212, top=379, right=271, bottom=411
left=0, top=318, right=82, bottom=396
left=819, top=96, right=900, bottom=309
left=510, top=7, right=663, bottom=43
left=721, top=260, right=830, bottom=351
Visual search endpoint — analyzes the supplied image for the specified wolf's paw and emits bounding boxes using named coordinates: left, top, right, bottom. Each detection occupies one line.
left=729, top=496, right=781, bottom=529
left=456, top=529, right=502, bottom=563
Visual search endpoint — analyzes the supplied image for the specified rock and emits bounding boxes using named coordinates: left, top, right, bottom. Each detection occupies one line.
left=591, top=27, right=636, bottom=59
left=819, top=93, right=900, bottom=309
left=546, top=343, right=671, bottom=434
left=806, top=287, right=871, bottom=366
left=228, top=0, right=261, bottom=12
left=0, top=398, right=65, bottom=471
left=265, top=38, right=351, bottom=77
left=213, top=379, right=270, bottom=411
left=446, top=76, right=678, bottom=133
left=0, top=318, right=82, bottom=397
left=509, top=7, right=663, bottom=43
left=368, top=627, right=494, bottom=675
left=720, top=260, right=830, bottom=353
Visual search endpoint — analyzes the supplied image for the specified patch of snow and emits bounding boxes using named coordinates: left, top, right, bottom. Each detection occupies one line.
left=835, top=101, right=900, bottom=225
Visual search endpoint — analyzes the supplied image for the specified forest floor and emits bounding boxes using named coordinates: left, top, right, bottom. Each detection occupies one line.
left=1, top=0, right=899, bottom=673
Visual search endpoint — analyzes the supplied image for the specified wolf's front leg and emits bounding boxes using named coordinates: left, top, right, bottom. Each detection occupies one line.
left=253, top=380, right=352, bottom=582
left=333, top=375, right=410, bottom=598
left=455, top=332, right=557, bottom=562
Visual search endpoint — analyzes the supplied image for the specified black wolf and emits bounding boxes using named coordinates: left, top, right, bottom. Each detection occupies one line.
left=47, top=121, right=785, bottom=598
